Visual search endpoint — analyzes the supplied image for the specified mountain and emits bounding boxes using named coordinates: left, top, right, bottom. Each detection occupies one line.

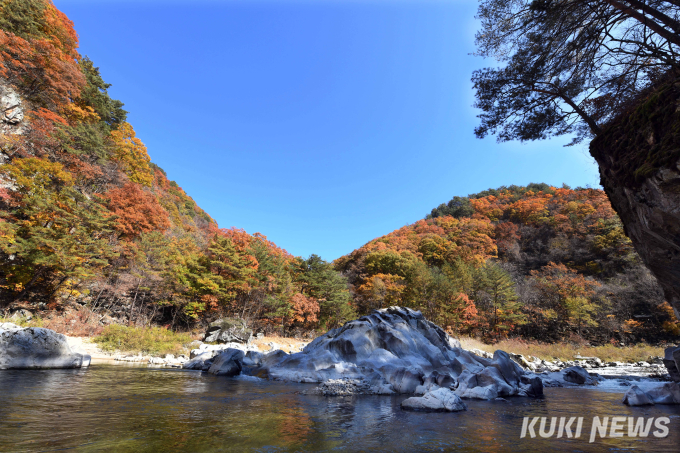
left=335, top=183, right=676, bottom=343
left=0, top=0, right=352, bottom=333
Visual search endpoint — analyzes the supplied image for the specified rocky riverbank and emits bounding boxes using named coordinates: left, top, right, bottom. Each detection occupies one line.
left=4, top=308, right=677, bottom=411
left=61, top=332, right=309, bottom=368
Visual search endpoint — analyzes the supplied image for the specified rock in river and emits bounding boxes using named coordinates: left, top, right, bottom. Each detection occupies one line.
left=208, top=349, right=244, bottom=377
left=188, top=306, right=543, bottom=400
left=563, top=366, right=596, bottom=385
left=0, top=326, right=91, bottom=369
left=623, top=382, right=680, bottom=406
left=401, top=388, right=468, bottom=412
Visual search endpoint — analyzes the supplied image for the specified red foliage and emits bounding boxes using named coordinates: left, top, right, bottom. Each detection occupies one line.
left=0, top=2, right=84, bottom=108
left=290, top=293, right=320, bottom=328
left=106, top=183, right=170, bottom=239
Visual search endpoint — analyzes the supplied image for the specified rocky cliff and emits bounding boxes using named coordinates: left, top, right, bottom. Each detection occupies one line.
left=590, top=75, right=680, bottom=320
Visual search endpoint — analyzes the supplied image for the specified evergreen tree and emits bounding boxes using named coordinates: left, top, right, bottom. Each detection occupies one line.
left=295, top=254, right=353, bottom=329
left=481, top=263, right=526, bottom=340
left=77, top=57, right=127, bottom=131
left=0, top=0, right=47, bottom=41
left=0, top=158, right=117, bottom=302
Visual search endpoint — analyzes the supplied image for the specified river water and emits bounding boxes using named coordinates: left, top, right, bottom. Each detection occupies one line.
left=0, top=364, right=679, bottom=452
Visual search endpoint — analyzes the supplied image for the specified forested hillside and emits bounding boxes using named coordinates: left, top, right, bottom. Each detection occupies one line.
left=0, top=0, right=353, bottom=334
left=335, top=183, right=677, bottom=344
left=1, top=1, right=673, bottom=346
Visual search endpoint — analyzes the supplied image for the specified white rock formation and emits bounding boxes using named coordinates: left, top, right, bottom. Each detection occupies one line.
left=401, top=387, right=468, bottom=412
left=0, top=83, right=25, bottom=135
left=0, top=327, right=91, bottom=369
left=187, top=307, right=543, bottom=400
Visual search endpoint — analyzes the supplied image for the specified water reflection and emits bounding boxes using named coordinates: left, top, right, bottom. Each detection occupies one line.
left=0, top=364, right=678, bottom=452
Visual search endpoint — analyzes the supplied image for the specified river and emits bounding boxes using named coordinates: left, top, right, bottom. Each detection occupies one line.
left=0, top=364, right=678, bottom=452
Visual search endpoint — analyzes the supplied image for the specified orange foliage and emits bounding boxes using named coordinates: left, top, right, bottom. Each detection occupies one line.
left=105, top=183, right=170, bottom=239
left=530, top=262, right=600, bottom=308
left=0, top=15, right=84, bottom=108
left=357, top=273, right=406, bottom=310
left=459, top=293, right=478, bottom=327
left=290, top=293, right=320, bottom=327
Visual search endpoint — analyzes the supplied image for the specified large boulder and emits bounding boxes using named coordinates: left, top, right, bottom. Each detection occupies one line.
left=203, top=318, right=252, bottom=344
left=622, top=385, right=655, bottom=406
left=563, top=366, right=596, bottom=385
left=235, top=306, right=542, bottom=400
left=623, top=383, right=680, bottom=406
left=183, top=351, right=217, bottom=371
left=207, top=348, right=245, bottom=376
left=401, top=388, right=467, bottom=412
left=0, top=327, right=90, bottom=369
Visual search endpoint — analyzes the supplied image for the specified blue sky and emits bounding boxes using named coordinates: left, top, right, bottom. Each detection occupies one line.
left=55, top=0, right=601, bottom=261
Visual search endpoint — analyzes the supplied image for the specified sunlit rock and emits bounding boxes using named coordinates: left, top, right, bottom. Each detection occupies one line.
left=402, top=388, right=467, bottom=412
left=208, top=348, right=244, bottom=376
left=0, top=327, right=90, bottom=369
left=203, top=318, right=253, bottom=344
left=222, top=307, right=542, bottom=400
left=622, top=382, right=680, bottom=406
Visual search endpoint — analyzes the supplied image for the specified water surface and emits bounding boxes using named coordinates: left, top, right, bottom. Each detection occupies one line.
left=0, top=364, right=679, bottom=452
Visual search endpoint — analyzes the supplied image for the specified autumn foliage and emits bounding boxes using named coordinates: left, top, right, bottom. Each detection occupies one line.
left=0, top=1, right=354, bottom=334
left=338, top=183, right=671, bottom=343
left=105, top=183, right=170, bottom=239
left=0, top=2, right=672, bottom=344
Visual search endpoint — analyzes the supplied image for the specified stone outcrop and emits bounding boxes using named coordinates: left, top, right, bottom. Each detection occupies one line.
left=589, top=75, right=680, bottom=324
left=207, top=349, right=244, bottom=376
left=203, top=318, right=252, bottom=344
left=0, top=82, right=25, bottom=135
left=623, top=382, right=680, bottom=406
left=563, top=366, right=596, bottom=385
left=187, top=307, right=543, bottom=400
left=0, top=326, right=91, bottom=369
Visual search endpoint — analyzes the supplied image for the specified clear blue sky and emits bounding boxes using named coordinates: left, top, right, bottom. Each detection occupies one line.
left=55, top=0, right=601, bottom=261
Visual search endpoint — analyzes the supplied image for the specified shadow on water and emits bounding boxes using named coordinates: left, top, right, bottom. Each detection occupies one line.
left=0, top=364, right=679, bottom=452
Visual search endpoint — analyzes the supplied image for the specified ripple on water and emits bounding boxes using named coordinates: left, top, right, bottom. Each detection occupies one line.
left=0, top=364, right=679, bottom=452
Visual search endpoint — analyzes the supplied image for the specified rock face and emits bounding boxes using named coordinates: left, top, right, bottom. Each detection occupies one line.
left=203, top=318, right=252, bottom=344
left=401, top=388, right=468, bottom=412
left=589, top=75, right=680, bottom=325
left=0, top=82, right=25, bottom=135
left=188, top=307, right=543, bottom=400
left=623, top=382, right=680, bottom=406
left=0, top=326, right=91, bottom=369
left=0, top=323, right=20, bottom=332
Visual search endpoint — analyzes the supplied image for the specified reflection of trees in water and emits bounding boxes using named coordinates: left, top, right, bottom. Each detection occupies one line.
left=3, top=368, right=680, bottom=452
left=276, top=397, right=312, bottom=445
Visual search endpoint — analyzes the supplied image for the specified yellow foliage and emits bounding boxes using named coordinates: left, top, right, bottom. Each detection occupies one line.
left=622, top=319, right=643, bottom=333
left=109, top=122, right=154, bottom=186
left=0, top=157, right=74, bottom=196
left=61, top=103, right=101, bottom=124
